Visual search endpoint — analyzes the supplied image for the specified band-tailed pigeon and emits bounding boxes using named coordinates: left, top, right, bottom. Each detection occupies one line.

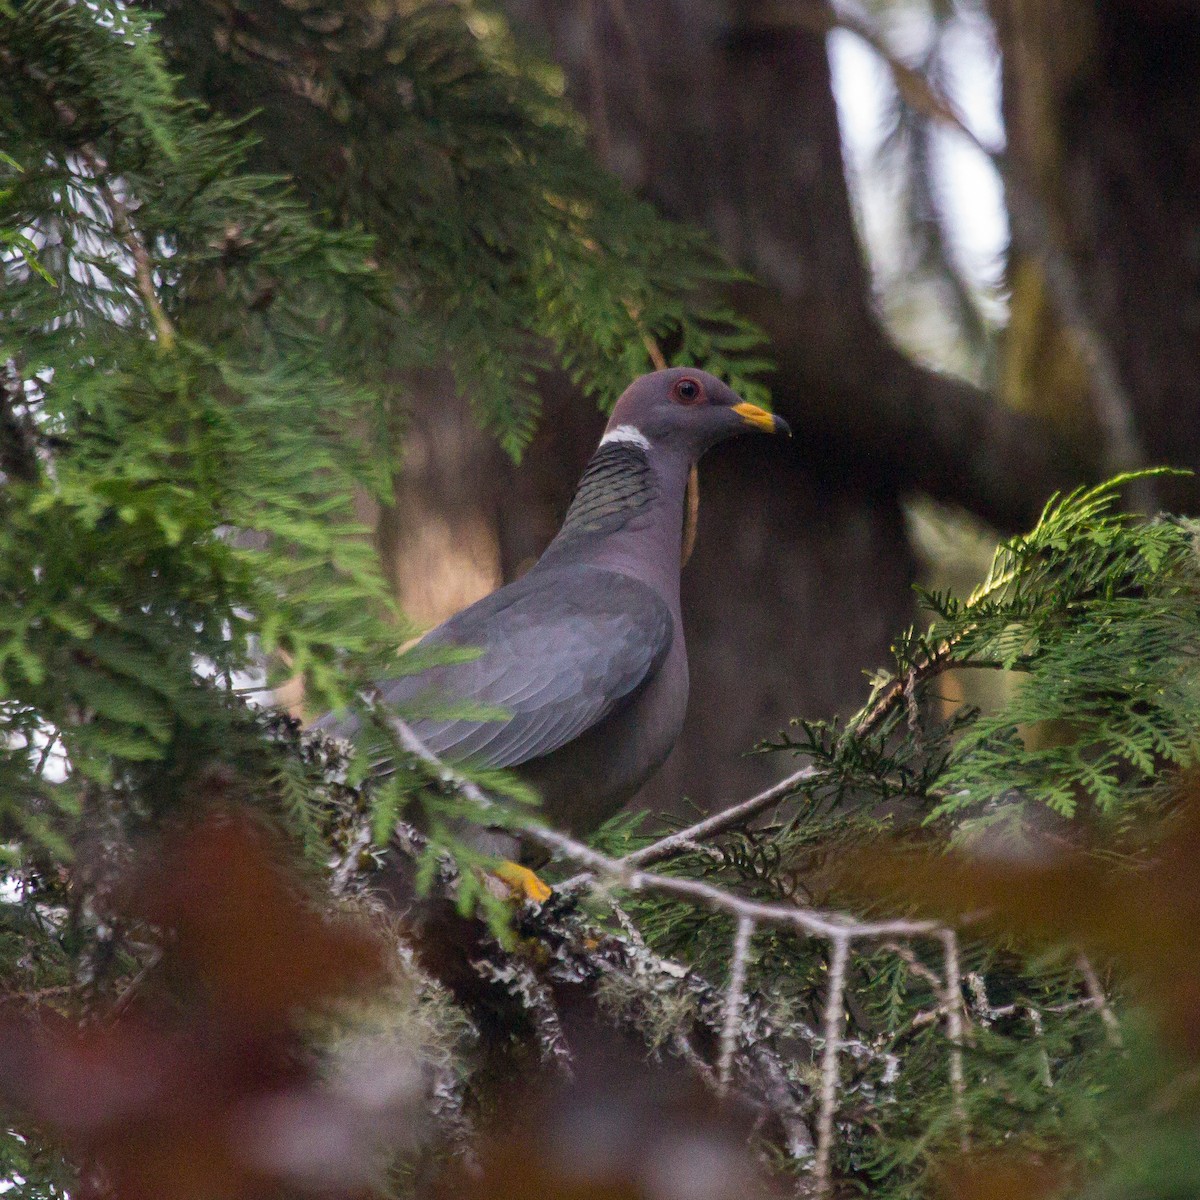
left=316, top=368, right=789, bottom=860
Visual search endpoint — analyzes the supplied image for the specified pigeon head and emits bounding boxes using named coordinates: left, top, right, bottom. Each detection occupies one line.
left=602, top=367, right=790, bottom=461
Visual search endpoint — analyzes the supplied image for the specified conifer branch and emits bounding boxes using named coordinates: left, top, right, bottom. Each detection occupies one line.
left=616, top=764, right=820, bottom=871
left=82, top=153, right=177, bottom=352
left=389, top=715, right=946, bottom=939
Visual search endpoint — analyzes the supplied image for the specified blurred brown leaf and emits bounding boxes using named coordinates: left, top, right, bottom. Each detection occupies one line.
left=0, top=811, right=391, bottom=1200
left=437, top=1047, right=774, bottom=1200
left=840, top=780, right=1200, bottom=1055
left=934, top=1152, right=1067, bottom=1200
left=128, top=811, right=385, bottom=1028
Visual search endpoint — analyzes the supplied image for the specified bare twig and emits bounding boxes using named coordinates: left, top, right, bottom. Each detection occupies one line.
left=939, top=928, right=970, bottom=1151
left=540, top=821, right=948, bottom=940
left=965, top=971, right=1010, bottom=1025
left=109, top=950, right=163, bottom=1021
left=391, top=714, right=948, bottom=942
left=672, top=1030, right=721, bottom=1090
left=881, top=940, right=945, bottom=992
left=717, top=915, right=755, bottom=1094
left=620, top=764, right=819, bottom=869
left=331, top=819, right=373, bottom=896
left=382, top=819, right=824, bottom=1161
left=1077, top=953, right=1123, bottom=1047
left=637, top=320, right=668, bottom=372
left=814, top=935, right=849, bottom=1198
left=33, top=731, right=62, bottom=779
left=386, top=715, right=992, bottom=1189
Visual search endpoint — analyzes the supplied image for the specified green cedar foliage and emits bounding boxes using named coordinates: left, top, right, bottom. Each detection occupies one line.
left=0, top=0, right=766, bottom=861
left=146, top=0, right=772, bottom=455
left=0, top=3, right=768, bottom=1163
left=597, top=472, right=1200, bottom=1199
left=0, top=7, right=773, bottom=1188
left=2, top=0, right=400, bottom=858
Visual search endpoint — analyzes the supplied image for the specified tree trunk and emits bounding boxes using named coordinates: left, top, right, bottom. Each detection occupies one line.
left=993, top=0, right=1200, bottom=512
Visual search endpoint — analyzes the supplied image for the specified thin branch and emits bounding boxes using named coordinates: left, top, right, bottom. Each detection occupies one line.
left=881, top=940, right=945, bottom=993
left=814, top=935, right=849, bottom=1198
left=109, top=950, right=162, bottom=1021
left=33, top=731, right=62, bottom=779
left=1077, top=953, right=1123, bottom=1047
left=673, top=1030, right=721, bottom=1091
left=717, top=915, right=755, bottom=1094
left=629, top=308, right=668, bottom=371
left=849, top=571, right=1041, bottom=742
left=389, top=715, right=947, bottom=941
left=620, top=765, right=819, bottom=869
left=965, top=970, right=1012, bottom=1025
left=377, top=715, right=1023, bottom=1193
left=542, top=823, right=947, bottom=940
left=331, top=819, right=372, bottom=896
left=939, top=928, right=970, bottom=1151
left=80, top=150, right=176, bottom=352
left=385, top=818, right=822, bottom=1160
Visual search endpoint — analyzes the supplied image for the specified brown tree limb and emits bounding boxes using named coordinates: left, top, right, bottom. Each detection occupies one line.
left=737, top=282, right=1083, bottom=535
left=147, top=0, right=1084, bottom=534
left=756, top=0, right=1151, bottom=510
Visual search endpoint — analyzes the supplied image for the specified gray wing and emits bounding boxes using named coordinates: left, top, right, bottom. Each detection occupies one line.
left=313, top=565, right=674, bottom=769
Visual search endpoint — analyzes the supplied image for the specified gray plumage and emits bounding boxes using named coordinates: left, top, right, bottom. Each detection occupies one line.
left=314, top=368, right=788, bottom=836
left=372, top=565, right=672, bottom=773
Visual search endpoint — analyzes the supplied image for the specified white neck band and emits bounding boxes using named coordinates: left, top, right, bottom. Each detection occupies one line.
left=599, top=424, right=651, bottom=452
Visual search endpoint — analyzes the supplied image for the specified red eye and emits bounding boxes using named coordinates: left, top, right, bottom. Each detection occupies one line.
left=673, top=377, right=704, bottom=405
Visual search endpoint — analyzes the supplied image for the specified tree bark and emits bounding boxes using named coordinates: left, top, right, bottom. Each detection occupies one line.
left=992, top=0, right=1200, bottom=512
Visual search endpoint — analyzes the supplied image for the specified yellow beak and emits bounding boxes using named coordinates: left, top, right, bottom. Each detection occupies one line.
left=733, top=402, right=791, bottom=436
